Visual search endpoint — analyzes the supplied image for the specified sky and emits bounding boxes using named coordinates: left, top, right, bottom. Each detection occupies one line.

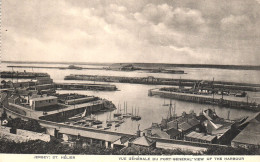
left=2, top=0, right=260, bottom=65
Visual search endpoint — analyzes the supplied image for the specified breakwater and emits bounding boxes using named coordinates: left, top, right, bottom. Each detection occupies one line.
left=7, top=65, right=103, bottom=70
left=64, top=74, right=260, bottom=92
left=148, top=89, right=260, bottom=111
left=54, top=83, right=117, bottom=91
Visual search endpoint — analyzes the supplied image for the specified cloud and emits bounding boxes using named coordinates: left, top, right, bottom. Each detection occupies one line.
left=221, top=15, right=251, bottom=33
left=2, top=0, right=260, bottom=65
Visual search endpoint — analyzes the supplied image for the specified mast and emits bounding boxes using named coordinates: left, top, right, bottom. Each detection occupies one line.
left=126, top=102, right=128, bottom=114
left=212, top=77, right=215, bottom=102
left=168, top=100, right=172, bottom=120
left=124, top=101, right=125, bottom=114
left=173, top=102, right=176, bottom=118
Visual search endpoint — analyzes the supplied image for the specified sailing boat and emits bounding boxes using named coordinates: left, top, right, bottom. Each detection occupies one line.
left=123, top=101, right=131, bottom=118
left=106, top=112, right=113, bottom=126
left=68, top=108, right=87, bottom=120
left=162, top=98, right=169, bottom=106
left=114, top=103, right=122, bottom=117
left=131, top=107, right=141, bottom=120
left=85, top=113, right=96, bottom=122
left=92, top=115, right=102, bottom=125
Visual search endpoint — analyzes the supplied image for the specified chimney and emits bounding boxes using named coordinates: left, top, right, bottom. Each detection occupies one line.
left=137, top=124, right=141, bottom=137
left=227, top=110, right=230, bottom=120
left=137, top=130, right=141, bottom=137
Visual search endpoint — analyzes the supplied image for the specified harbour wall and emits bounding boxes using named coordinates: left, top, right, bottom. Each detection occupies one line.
left=64, top=74, right=260, bottom=92
left=39, top=103, right=104, bottom=122
left=149, top=89, right=260, bottom=111
left=54, top=83, right=117, bottom=91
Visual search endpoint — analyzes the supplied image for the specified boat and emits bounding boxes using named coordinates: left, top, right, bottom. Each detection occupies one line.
left=92, top=120, right=102, bottom=125
left=114, top=103, right=122, bottom=117
left=85, top=114, right=96, bottom=121
left=106, top=112, right=113, bottom=126
left=97, top=125, right=102, bottom=129
left=84, top=123, right=91, bottom=127
left=162, top=98, right=169, bottom=106
left=122, top=101, right=132, bottom=118
left=92, top=114, right=103, bottom=125
left=131, top=107, right=141, bottom=121
left=115, top=123, right=120, bottom=127
left=104, top=127, right=110, bottom=130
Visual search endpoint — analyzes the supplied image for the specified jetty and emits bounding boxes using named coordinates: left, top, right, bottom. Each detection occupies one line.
left=64, top=74, right=260, bottom=92
left=148, top=88, right=260, bottom=111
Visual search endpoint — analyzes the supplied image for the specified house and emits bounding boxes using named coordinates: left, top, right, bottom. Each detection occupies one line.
left=231, top=112, right=260, bottom=148
left=143, top=123, right=171, bottom=139
left=112, top=136, right=133, bottom=149
left=231, top=122, right=260, bottom=148
left=130, top=136, right=156, bottom=148
left=29, top=96, right=58, bottom=110
left=185, top=131, right=217, bottom=144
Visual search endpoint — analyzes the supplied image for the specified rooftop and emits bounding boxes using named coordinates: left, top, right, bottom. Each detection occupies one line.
left=30, top=96, right=57, bottom=101
left=232, top=122, right=260, bottom=146
left=131, top=136, right=155, bottom=147
left=185, top=131, right=216, bottom=142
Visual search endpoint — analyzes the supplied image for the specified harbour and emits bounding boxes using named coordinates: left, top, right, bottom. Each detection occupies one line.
left=1, top=62, right=258, bottom=134
left=2, top=0, right=260, bottom=156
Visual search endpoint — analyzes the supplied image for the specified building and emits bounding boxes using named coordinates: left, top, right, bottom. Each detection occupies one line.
left=231, top=122, right=260, bottom=148
left=130, top=136, right=156, bottom=148
left=112, top=136, right=133, bottom=149
left=144, top=123, right=171, bottom=139
left=65, top=96, right=96, bottom=105
left=231, top=112, right=260, bottom=148
left=36, top=76, right=53, bottom=85
left=185, top=131, right=217, bottom=144
left=29, top=96, right=58, bottom=110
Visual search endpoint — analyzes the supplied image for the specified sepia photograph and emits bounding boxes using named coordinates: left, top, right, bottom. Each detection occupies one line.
left=0, top=0, right=260, bottom=160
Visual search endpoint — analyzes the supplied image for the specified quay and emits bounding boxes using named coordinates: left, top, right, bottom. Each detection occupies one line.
left=1, top=71, right=50, bottom=79
left=2, top=104, right=227, bottom=151
left=64, top=74, right=260, bottom=92
left=148, top=88, right=260, bottom=111
left=1, top=92, right=229, bottom=151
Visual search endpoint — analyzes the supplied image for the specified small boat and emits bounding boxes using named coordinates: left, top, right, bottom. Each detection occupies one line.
left=118, top=120, right=124, bottom=124
left=104, top=127, right=110, bottom=130
left=131, top=107, right=141, bottom=121
left=131, top=116, right=141, bottom=120
left=84, top=124, right=90, bottom=127
left=85, top=114, right=96, bottom=121
left=92, top=120, right=102, bottom=125
left=97, top=125, right=102, bottom=129
left=122, top=101, right=132, bottom=117
left=123, top=113, right=132, bottom=118
left=162, top=98, right=169, bottom=106
left=115, top=123, right=120, bottom=127
left=107, top=123, right=112, bottom=127
left=114, top=103, right=122, bottom=117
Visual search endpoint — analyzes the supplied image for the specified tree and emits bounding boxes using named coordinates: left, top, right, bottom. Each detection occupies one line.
left=1, top=109, right=7, bottom=120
